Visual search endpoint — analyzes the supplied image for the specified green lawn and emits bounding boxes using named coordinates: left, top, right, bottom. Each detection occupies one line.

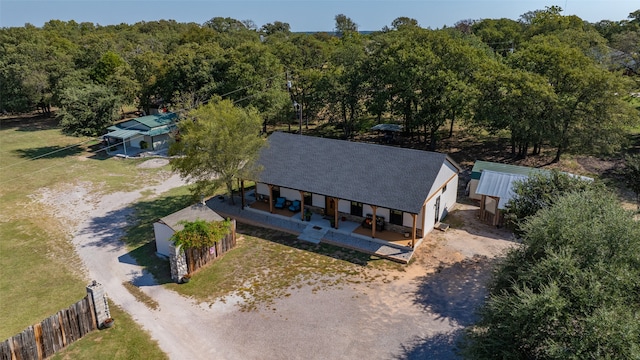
left=0, top=115, right=167, bottom=357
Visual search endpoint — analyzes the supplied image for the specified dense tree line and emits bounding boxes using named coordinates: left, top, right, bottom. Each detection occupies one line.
left=1, top=8, right=638, bottom=158
left=462, top=186, right=640, bottom=358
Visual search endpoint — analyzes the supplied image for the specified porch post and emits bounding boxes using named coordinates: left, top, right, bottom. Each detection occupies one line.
left=411, top=214, right=417, bottom=248
left=299, top=191, right=305, bottom=220
left=480, top=195, right=486, bottom=221
left=334, top=198, right=339, bottom=229
left=371, top=205, right=377, bottom=238
left=240, top=180, right=245, bottom=209
left=268, top=185, right=274, bottom=213
left=493, top=197, right=500, bottom=226
left=420, top=203, right=427, bottom=238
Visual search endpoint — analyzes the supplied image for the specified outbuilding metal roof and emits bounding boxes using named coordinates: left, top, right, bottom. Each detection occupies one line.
left=105, top=129, right=143, bottom=139
left=471, top=160, right=548, bottom=180
left=475, top=170, right=529, bottom=209
left=159, top=204, right=225, bottom=232
left=254, top=132, right=460, bottom=214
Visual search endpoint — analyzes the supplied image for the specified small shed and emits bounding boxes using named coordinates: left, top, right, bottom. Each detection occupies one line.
left=154, top=203, right=224, bottom=257
left=104, top=112, right=177, bottom=156
left=467, top=160, right=547, bottom=200
left=471, top=161, right=592, bottom=226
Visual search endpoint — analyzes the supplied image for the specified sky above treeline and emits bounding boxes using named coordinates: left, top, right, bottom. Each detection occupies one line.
left=1, top=0, right=637, bottom=31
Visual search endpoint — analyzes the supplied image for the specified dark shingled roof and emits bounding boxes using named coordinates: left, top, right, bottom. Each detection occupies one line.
left=254, top=132, right=458, bottom=214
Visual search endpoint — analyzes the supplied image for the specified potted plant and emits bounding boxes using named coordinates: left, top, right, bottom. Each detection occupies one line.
left=181, top=274, right=191, bottom=284
left=102, top=317, right=115, bottom=329
left=304, top=208, right=312, bottom=221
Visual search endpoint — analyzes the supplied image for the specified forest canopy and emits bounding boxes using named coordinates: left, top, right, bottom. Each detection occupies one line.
left=1, top=8, right=638, bottom=160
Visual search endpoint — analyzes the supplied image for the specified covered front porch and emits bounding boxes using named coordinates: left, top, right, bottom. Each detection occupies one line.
left=248, top=199, right=416, bottom=248
left=208, top=191, right=416, bottom=263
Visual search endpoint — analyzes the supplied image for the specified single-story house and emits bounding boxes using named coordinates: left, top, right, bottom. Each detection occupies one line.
left=153, top=203, right=225, bottom=257
left=469, top=160, right=592, bottom=226
left=103, top=112, right=178, bottom=155
left=246, top=132, right=461, bottom=248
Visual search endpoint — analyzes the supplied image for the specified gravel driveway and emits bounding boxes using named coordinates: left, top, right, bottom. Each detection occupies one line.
left=37, top=165, right=516, bottom=360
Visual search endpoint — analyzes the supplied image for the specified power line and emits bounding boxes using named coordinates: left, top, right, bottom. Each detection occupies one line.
left=0, top=71, right=290, bottom=172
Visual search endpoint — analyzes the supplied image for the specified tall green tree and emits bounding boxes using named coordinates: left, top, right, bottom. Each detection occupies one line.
left=624, top=154, right=640, bottom=208
left=474, top=62, right=555, bottom=157
left=169, top=98, right=265, bottom=203
left=504, top=170, right=599, bottom=232
left=462, top=190, right=640, bottom=359
left=334, top=14, right=358, bottom=37
left=56, top=83, right=122, bottom=136
left=510, top=35, right=636, bottom=162
left=318, top=32, right=367, bottom=138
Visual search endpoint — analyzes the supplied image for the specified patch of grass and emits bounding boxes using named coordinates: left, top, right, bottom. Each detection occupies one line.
left=443, top=210, right=465, bottom=229
left=51, top=302, right=168, bottom=360
left=164, top=224, right=403, bottom=311
left=122, top=282, right=159, bottom=310
left=0, top=115, right=168, bottom=358
left=120, top=186, right=193, bottom=284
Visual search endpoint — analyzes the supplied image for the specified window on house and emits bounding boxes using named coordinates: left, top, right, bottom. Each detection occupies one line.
left=442, top=184, right=447, bottom=193
left=390, top=210, right=403, bottom=225
left=350, top=202, right=363, bottom=217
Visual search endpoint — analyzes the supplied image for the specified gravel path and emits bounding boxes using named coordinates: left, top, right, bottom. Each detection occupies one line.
left=69, top=173, right=230, bottom=359
left=37, top=167, right=517, bottom=359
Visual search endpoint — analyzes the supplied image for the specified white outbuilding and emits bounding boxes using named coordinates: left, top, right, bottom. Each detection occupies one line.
left=153, top=203, right=225, bottom=258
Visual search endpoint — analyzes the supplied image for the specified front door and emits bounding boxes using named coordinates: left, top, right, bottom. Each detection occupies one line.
left=325, top=197, right=336, bottom=216
left=434, top=196, right=441, bottom=224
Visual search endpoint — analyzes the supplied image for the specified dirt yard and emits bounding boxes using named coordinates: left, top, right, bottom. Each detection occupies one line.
left=33, top=160, right=517, bottom=359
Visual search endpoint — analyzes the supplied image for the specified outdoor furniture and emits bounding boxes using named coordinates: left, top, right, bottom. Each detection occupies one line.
left=289, top=200, right=301, bottom=212
left=274, top=197, right=286, bottom=209
left=362, top=214, right=385, bottom=231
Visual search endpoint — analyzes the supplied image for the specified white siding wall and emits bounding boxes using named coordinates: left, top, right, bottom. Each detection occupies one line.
left=361, top=204, right=391, bottom=223
left=312, top=194, right=325, bottom=207
left=280, top=188, right=301, bottom=201
left=428, top=160, right=458, bottom=195
left=154, top=222, right=175, bottom=257
left=403, top=212, right=416, bottom=228
left=441, top=175, right=458, bottom=220
left=420, top=162, right=459, bottom=235
left=256, top=183, right=269, bottom=196
left=129, top=134, right=145, bottom=148
left=468, top=179, right=481, bottom=200
left=338, top=199, right=350, bottom=213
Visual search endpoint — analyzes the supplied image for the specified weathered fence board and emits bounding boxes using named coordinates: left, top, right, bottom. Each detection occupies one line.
left=2, top=294, right=101, bottom=360
left=185, top=220, right=237, bottom=274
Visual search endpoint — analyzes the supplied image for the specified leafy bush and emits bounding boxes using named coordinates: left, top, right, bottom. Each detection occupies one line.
left=170, top=219, right=231, bottom=250
left=461, top=190, right=640, bottom=359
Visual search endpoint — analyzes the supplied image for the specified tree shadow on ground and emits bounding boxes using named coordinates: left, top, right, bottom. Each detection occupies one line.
left=413, top=255, right=495, bottom=327
left=444, top=208, right=516, bottom=242
left=13, top=144, right=84, bottom=159
left=395, top=330, right=464, bottom=360
left=0, top=114, right=58, bottom=131
left=79, top=193, right=193, bottom=284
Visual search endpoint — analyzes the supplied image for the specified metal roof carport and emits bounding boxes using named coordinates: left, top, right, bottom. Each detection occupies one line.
left=104, top=129, right=144, bottom=156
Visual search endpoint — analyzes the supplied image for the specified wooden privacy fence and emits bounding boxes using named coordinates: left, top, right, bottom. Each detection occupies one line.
left=185, top=219, right=236, bottom=273
left=0, top=296, right=96, bottom=360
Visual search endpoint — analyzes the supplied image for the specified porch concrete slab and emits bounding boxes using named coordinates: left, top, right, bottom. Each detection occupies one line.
left=298, top=224, right=328, bottom=244
left=207, top=195, right=414, bottom=264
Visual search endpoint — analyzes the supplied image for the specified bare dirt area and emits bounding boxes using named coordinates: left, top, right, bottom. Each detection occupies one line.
left=34, top=170, right=517, bottom=359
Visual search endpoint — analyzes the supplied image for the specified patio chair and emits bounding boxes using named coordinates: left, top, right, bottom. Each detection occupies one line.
left=288, top=200, right=301, bottom=212
left=274, top=197, right=286, bottom=209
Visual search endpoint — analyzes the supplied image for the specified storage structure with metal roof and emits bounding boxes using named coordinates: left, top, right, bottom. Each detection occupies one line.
left=103, top=112, right=178, bottom=156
